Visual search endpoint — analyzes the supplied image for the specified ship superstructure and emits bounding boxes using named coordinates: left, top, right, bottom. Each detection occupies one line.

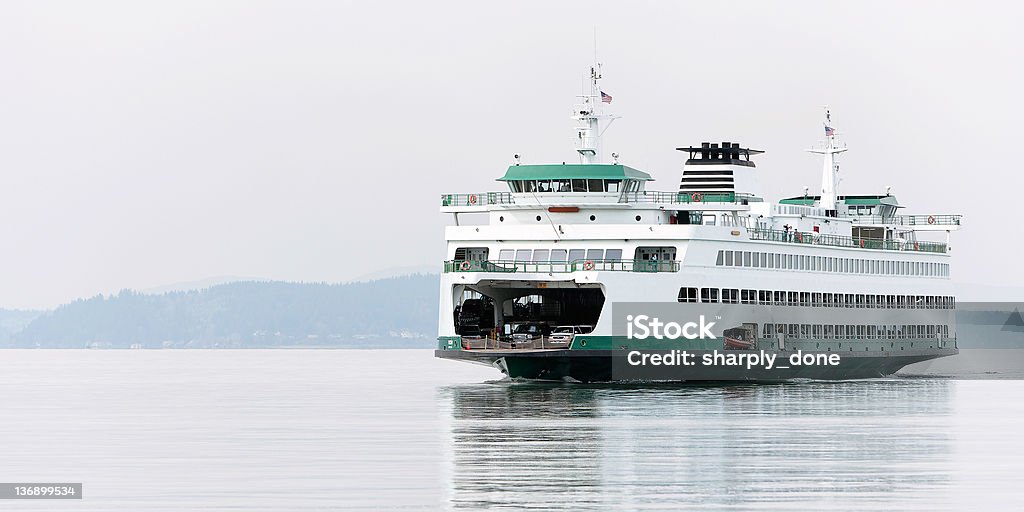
left=435, top=66, right=960, bottom=381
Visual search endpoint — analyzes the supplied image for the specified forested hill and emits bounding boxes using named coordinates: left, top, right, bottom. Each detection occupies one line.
left=6, top=275, right=438, bottom=348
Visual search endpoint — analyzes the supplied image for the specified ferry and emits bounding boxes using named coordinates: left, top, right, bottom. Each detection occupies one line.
left=435, top=64, right=961, bottom=381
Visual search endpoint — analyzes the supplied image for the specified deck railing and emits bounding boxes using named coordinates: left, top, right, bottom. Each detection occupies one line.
left=846, top=214, right=962, bottom=227
left=749, top=227, right=947, bottom=253
left=443, top=259, right=679, bottom=273
left=440, top=192, right=514, bottom=207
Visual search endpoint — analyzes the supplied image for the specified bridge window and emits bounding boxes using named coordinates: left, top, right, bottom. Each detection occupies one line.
left=550, top=249, right=567, bottom=262
left=568, top=249, right=585, bottom=262
left=532, top=249, right=549, bottom=262
left=515, top=250, right=532, bottom=262
left=606, top=249, right=623, bottom=260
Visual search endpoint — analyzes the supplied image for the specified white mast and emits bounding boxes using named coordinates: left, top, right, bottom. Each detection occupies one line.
left=572, top=64, right=618, bottom=164
left=807, top=106, right=847, bottom=216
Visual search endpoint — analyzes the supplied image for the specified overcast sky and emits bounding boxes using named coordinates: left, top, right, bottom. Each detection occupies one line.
left=1, top=1, right=1021, bottom=309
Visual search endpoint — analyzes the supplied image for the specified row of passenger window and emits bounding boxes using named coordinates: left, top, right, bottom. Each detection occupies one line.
left=716, top=249, right=950, bottom=277
left=678, top=287, right=955, bottom=309
left=497, top=248, right=624, bottom=263
left=762, top=323, right=951, bottom=340
left=507, top=179, right=641, bottom=194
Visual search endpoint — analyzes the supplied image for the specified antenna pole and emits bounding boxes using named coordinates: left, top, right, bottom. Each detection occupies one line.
left=807, top=106, right=847, bottom=216
left=571, top=44, right=619, bottom=164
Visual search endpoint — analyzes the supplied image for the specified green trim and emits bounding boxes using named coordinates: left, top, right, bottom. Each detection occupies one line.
left=569, top=335, right=723, bottom=351
left=498, top=164, right=653, bottom=182
left=437, top=336, right=461, bottom=350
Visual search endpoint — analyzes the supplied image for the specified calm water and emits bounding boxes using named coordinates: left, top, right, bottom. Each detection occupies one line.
left=0, top=349, right=1023, bottom=511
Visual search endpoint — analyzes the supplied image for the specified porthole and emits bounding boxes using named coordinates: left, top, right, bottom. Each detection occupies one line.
left=590, top=215, right=596, bottom=221
left=536, top=215, right=542, bottom=222
left=499, top=216, right=504, bottom=222
left=635, top=215, right=642, bottom=222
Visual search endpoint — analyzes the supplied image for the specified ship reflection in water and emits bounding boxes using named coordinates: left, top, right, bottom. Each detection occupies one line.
left=439, top=380, right=967, bottom=510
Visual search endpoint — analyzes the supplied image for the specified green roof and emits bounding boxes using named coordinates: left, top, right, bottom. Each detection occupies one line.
left=778, top=197, right=816, bottom=205
left=779, top=194, right=901, bottom=207
left=498, top=164, right=653, bottom=182
left=841, top=195, right=900, bottom=206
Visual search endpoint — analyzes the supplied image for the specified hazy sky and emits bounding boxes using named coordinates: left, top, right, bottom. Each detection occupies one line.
left=1, top=1, right=1021, bottom=309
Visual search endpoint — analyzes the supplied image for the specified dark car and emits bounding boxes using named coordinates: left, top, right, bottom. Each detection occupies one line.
left=511, top=323, right=551, bottom=342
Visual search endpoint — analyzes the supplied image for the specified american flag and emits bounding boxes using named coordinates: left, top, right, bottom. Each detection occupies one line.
left=600, top=91, right=612, bottom=104
left=825, top=125, right=835, bottom=137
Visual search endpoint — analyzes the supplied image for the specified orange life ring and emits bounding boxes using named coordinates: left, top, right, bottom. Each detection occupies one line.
left=468, top=194, right=478, bottom=205
left=927, top=215, right=936, bottom=225
left=691, top=192, right=703, bottom=202
left=583, top=260, right=595, bottom=271
left=459, top=260, right=472, bottom=271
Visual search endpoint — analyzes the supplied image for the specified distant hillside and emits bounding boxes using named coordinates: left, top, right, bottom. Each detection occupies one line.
left=0, top=309, right=44, bottom=340
left=7, top=275, right=438, bottom=348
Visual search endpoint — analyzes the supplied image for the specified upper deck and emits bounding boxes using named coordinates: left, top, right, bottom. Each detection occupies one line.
left=440, top=190, right=744, bottom=211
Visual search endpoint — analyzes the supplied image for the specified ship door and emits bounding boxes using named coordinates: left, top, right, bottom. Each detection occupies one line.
left=454, top=247, right=489, bottom=270
left=634, top=246, right=676, bottom=272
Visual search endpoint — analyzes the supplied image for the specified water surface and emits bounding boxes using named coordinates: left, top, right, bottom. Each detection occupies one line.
left=0, top=349, right=1021, bottom=510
